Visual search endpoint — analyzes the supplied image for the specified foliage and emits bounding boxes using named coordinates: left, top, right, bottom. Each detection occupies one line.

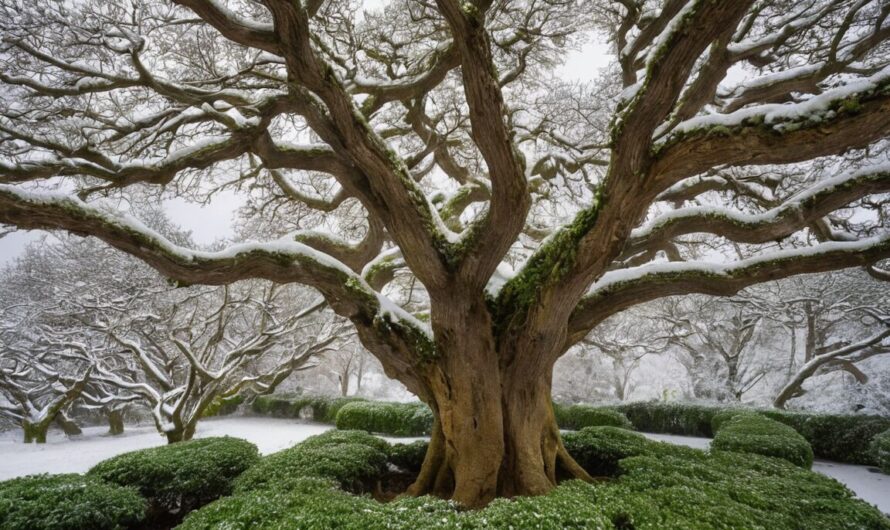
left=554, top=403, right=634, bottom=430
left=712, top=413, right=814, bottom=468
left=180, top=431, right=889, bottom=530
left=232, top=429, right=389, bottom=494
left=201, top=394, right=245, bottom=418
left=0, top=473, right=145, bottom=530
left=388, top=440, right=429, bottom=473
left=608, top=400, right=889, bottom=465
left=251, top=394, right=367, bottom=423
left=335, top=400, right=434, bottom=436
left=562, top=426, right=678, bottom=476
left=870, top=429, right=890, bottom=474
left=88, top=437, right=259, bottom=517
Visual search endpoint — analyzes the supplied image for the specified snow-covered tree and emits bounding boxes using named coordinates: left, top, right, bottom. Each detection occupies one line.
left=1, top=0, right=889, bottom=505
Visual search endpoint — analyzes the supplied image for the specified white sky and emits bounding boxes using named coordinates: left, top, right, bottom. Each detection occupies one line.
left=0, top=35, right=612, bottom=266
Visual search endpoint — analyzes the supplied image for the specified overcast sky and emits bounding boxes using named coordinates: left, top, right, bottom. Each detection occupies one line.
left=0, top=35, right=611, bottom=266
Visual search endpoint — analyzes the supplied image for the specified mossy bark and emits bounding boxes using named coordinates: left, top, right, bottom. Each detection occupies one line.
left=22, top=420, right=49, bottom=444
left=108, top=410, right=125, bottom=435
left=55, top=413, right=82, bottom=436
left=404, top=293, right=591, bottom=508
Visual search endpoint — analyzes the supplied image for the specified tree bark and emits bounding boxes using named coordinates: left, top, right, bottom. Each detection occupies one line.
left=55, top=413, right=82, bottom=436
left=108, top=410, right=125, bottom=435
left=22, top=420, right=48, bottom=444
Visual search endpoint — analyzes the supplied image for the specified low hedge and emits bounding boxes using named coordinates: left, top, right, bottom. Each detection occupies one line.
left=553, top=403, right=634, bottom=430
left=0, top=474, right=145, bottom=530
left=202, top=394, right=245, bottom=417
left=605, top=400, right=890, bottom=465
left=88, top=437, right=259, bottom=517
left=233, top=429, right=389, bottom=494
left=335, top=400, right=434, bottom=436
left=388, top=440, right=429, bottom=473
left=712, top=413, right=814, bottom=468
left=562, top=426, right=700, bottom=477
left=871, top=429, right=890, bottom=474
left=251, top=394, right=366, bottom=422
left=180, top=429, right=889, bottom=529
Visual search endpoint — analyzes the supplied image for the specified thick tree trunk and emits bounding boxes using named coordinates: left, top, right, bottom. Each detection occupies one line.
left=108, top=410, right=125, bottom=435
left=406, top=328, right=590, bottom=507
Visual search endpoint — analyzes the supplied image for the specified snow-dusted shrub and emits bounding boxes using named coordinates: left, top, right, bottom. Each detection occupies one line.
left=88, top=437, right=258, bottom=518
left=180, top=446, right=889, bottom=530
left=233, top=429, right=389, bottom=494
left=388, top=440, right=429, bottom=473
left=0, top=474, right=145, bottom=530
left=870, top=429, right=890, bottom=474
left=554, top=403, right=634, bottom=430
left=710, top=407, right=751, bottom=432
left=712, top=413, right=814, bottom=468
left=761, top=411, right=890, bottom=465
left=561, top=426, right=698, bottom=477
left=615, top=401, right=720, bottom=436
left=251, top=394, right=366, bottom=422
left=335, top=400, right=433, bottom=436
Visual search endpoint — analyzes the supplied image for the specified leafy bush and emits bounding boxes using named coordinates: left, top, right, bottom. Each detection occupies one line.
left=88, top=436, right=259, bottom=516
left=0, top=474, right=145, bottom=530
left=335, top=400, right=434, bottom=436
left=233, top=429, right=389, bottom=494
left=615, top=401, right=720, bottom=437
left=712, top=413, right=814, bottom=468
left=870, top=429, right=890, bottom=474
left=710, top=407, right=750, bottom=433
left=251, top=394, right=366, bottom=422
left=562, top=426, right=700, bottom=477
left=388, top=440, right=429, bottom=473
left=603, top=400, right=889, bottom=465
left=554, top=403, right=634, bottom=430
left=180, top=444, right=890, bottom=530
left=762, top=411, right=890, bottom=465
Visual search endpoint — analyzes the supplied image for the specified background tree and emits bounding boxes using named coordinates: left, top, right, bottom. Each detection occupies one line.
left=1, top=0, right=889, bottom=506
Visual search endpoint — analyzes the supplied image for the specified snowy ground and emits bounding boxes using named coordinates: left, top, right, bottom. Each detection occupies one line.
left=0, top=417, right=886, bottom=514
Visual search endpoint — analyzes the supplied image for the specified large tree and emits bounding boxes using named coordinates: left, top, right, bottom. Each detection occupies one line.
left=1, top=0, right=889, bottom=506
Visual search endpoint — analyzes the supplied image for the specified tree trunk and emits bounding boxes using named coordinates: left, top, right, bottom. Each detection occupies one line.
left=55, top=413, right=82, bottom=436
left=22, top=420, right=48, bottom=444
left=108, top=410, right=125, bottom=435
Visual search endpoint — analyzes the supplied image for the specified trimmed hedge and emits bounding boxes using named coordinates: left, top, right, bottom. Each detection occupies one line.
left=180, top=428, right=890, bottom=530
left=335, top=400, right=434, bottom=436
left=88, top=437, right=259, bottom=517
left=712, top=413, right=814, bottom=468
left=251, top=394, right=366, bottom=422
left=388, top=440, right=429, bottom=473
left=604, top=400, right=890, bottom=465
left=553, top=403, right=634, bottom=430
left=871, top=429, right=890, bottom=474
left=202, top=394, right=245, bottom=417
left=233, top=429, right=389, bottom=494
left=0, top=474, right=145, bottom=530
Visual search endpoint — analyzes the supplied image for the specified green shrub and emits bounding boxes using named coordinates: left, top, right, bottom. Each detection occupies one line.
left=870, top=429, right=890, bottom=474
left=554, top=403, right=634, bottom=430
left=233, top=429, right=389, bottom=494
left=615, top=401, right=721, bottom=437
left=710, top=407, right=749, bottom=433
left=88, top=436, right=259, bottom=516
left=712, top=413, right=814, bottom=468
left=251, top=394, right=366, bottom=422
left=335, top=400, right=433, bottom=436
left=562, top=426, right=700, bottom=477
left=180, top=446, right=890, bottom=530
left=606, top=400, right=890, bottom=466
left=0, top=474, right=145, bottom=530
left=763, top=411, right=890, bottom=465
left=388, top=440, right=429, bottom=473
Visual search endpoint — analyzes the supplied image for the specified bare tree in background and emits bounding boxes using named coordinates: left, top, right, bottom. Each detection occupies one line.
left=1, top=0, right=889, bottom=505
